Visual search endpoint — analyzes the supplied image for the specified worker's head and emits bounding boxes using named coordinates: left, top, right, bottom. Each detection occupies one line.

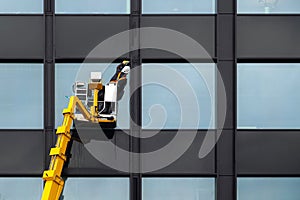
left=116, top=60, right=130, bottom=74
left=121, top=65, right=130, bottom=74
left=109, top=60, right=130, bottom=82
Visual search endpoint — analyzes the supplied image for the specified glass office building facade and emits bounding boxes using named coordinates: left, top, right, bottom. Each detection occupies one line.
left=1, top=0, right=300, bottom=199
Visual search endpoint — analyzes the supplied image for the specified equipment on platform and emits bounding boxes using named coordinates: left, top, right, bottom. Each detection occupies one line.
left=41, top=60, right=130, bottom=200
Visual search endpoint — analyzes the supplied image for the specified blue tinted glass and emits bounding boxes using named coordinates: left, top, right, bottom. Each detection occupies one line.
left=0, top=178, right=42, bottom=199
left=0, top=0, right=43, bottom=13
left=143, top=178, right=215, bottom=200
left=238, top=178, right=300, bottom=200
left=56, top=0, right=130, bottom=14
left=143, top=0, right=215, bottom=14
left=62, top=178, right=129, bottom=200
left=55, top=63, right=129, bottom=129
left=237, top=63, right=300, bottom=129
left=142, top=63, right=215, bottom=129
left=0, top=64, right=43, bottom=129
left=238, top=0, right=300, bottom=14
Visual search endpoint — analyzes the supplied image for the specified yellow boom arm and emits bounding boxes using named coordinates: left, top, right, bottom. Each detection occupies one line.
left=41, top=60, right=129, bottom=200
left=41, top=94, right=114, bottom=200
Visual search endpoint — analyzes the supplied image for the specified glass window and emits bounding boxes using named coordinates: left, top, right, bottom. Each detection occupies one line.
left=142, top=63, right=215, bottom=129
left=238, top=178, right=300, bottom=200
left=142, top=0, right=215, bottom=14
left=0, top=0, right=43, bottom=14
left=238, top=0, right=300, bottom=14
left=56, top=0, right=130, bottom=14
left=55, top=63, right=129, bottom=129
left=0, top=178, right=42, bottom=199
left=237, top=63, right=300, bottom=129
left=0, top=64, right=43, bottom=129
left=61, top=178, right=129, bottom=200
left=143, top=178, right=215, bottom=200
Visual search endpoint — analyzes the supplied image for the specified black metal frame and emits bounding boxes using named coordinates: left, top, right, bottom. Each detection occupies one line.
left=130, top=0, right=142, bottom=199
left=1, top=0, right=300, bottom=200
left=216, top=1, right=236, bottom=200
left=44, top=0, right=55, bottom=171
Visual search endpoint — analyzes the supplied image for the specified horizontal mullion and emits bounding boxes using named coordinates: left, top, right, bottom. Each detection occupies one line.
left=237, top=58, right=300, bottom=63
left=142, top=58, right=217, bottom=63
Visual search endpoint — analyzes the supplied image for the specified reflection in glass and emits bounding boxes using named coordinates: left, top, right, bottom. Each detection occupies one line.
left=143, top=178, right=215, bottom=200
left=237, top=63, right=300, bottom=129
left=61, top=178, right=129, bottom=200
left=55, top=63, right=129, bottom=129
left=0, top=64, right=43, bottom=129
left=56, top=0, right=130, bottom=14
left=142, top=63, right=215, bottom=129
left=0, top=0, right=43, bottom=13
left=238, top=178, right=300, bottom=200
left=143, top=0, right=215, bottom=14
left=0, top=178, right=42, bottom=199
left=238, top=0, right=300, bottom=14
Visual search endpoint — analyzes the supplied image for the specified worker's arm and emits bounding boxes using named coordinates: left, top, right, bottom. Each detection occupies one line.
left=109, top=60, right=130, bottom=101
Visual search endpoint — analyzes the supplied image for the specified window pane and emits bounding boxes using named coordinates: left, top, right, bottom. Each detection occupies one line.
left=238, top=0, right=300, bottom=14
left=237, top=63, right=300, bottom=129
left=0, top=178, right=43, bottom=199
left=143, top=178, right=215, bottom=200
left=0, top=64, right=43, bottom=129
left=56, top=0, right=130, bottom=14
left=143, top=0, right=215, bottom=14
left=55, top=63, right=129, bottom=129
left=61, top=178, right=129, bottom=200
left=238, top=178, right=300, bottom=200
left=0, top=0, right=43, bottom=13
left=142, top=63, right=215, bottom=129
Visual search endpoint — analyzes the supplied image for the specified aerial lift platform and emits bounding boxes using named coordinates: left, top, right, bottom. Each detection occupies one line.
left=41, top=61, right=130, bottom=200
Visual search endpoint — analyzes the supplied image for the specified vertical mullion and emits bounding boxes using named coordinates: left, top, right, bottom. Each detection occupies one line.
left=234, top=0, right=238, bottom=199
left=216, top=0, right=236, bottom=200
left=44, top=0, right=55, bottom=170
left=130, top=0, right=142, bottom=200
